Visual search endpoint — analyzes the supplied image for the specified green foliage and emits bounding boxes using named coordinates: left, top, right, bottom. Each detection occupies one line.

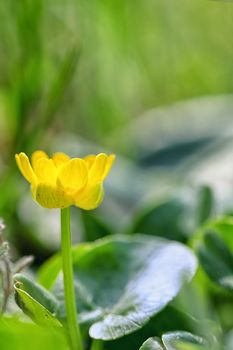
left=139, top=337, right=163, bottom=350
left=38, top=252, right=62, bottom=289
left=103, top=306, right=202, bottom=350
left=14, top=273, right=62, bottom=327
left=129, top=186, right=214, bottom=242
left=161, top=331, right=207, bottom=350
left=0, top=317, right=68, bottom=350
left=17, top=235, right=196, bottom=341
left=0, top=0, right=233, bottom=348
left=139, top=332, right=209, bottom=350
left=129, top=196, right=188, bottom=242
left=193, top=217, right=233, bottom=292
left=196, top=186, right=214, bottom=227
left=80, top=210, right=112, bottom=242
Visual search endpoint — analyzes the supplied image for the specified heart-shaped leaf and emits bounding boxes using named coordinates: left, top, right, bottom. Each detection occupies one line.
left=47, top=235, right=196, bottom=340
left=22, top=235, right=196, bottom=340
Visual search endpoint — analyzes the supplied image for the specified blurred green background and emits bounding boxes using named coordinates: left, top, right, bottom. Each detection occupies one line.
left=0, top=0, right=233, bottom=149
left=0, top=0, right=233, bottom=254
left=1, top=1, right=233, bottom=348
left=0, top=0, right=233, bottom=252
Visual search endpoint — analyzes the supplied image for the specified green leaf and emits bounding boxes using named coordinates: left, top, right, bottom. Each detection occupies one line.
left=193, top=217, right=233, bottom=292
left=14, top=273, right=62, bottom=327
left=161, top=331, right=208, bottom=350
left=139, top=337, right=164, bottom=350
left=196, top=186, right=213, bottom=226
left=211, top=217, right=233, bottom=253
left=80, top=210, right=112, bottom=242
left=128, top=196, right=189, bottom=242
left=49, top=234, right=196, bottom=340
left=103, top=305, right=206, bottom=350
left=198, top=232, right=233, bottom=291
left=37, top=242, right=91, bottom=289
left=37, top=253, right=62, bottom=289
left=128, top=189, right=205, bottom=242
left=0, top=316, right=67, bottom=350
left=128, top=186, right=214, bottom=242
left=138, top=332, right=208, bottom=350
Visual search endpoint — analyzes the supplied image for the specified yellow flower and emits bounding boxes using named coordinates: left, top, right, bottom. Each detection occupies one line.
left=15, top=151, right=115, bottom=209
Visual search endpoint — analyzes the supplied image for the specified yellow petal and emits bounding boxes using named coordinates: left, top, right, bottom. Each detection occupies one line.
left=33, top=183, right=73, bottom=209
left=88, top=153, right=115, bottom=185
left=52, top=152, right=70, bottom=167
left=33, top=158, right=57, bottom=185
left=15, top=153, right=37, bottom=185
left=102, top=154, right=115, bottom=180
left=75, top=184, right=104, bottom=210
left=84, top=154, right=96, bottom=170
left=31, top=150, right=49, bottom=169
left=57, top=158, right=88, bottom=194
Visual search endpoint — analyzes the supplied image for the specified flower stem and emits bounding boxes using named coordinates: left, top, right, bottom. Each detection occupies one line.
left=61, top=207, right=83, bottom=350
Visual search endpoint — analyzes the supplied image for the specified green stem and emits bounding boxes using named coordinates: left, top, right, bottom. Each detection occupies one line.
left=90, top=339, right=103, bottom=350
left=61, top=207, right=83, bottom=350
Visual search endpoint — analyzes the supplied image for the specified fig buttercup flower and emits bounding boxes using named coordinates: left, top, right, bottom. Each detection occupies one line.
left=15, top=151, right=115, bottom=209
